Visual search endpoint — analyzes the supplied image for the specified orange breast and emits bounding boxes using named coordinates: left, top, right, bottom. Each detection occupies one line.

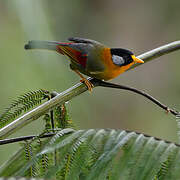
left=100, top=48, right=134, bottom=80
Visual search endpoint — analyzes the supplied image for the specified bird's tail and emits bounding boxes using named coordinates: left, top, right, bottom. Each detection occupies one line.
left=24, top=40, right=80, bottom=61
left=24, top=40, right=60, bottom=51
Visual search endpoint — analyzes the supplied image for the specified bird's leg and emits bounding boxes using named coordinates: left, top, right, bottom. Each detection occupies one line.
left=72, top=69, right=94, bottom=92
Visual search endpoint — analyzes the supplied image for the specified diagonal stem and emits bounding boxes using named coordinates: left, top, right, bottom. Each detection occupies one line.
left=129, top=40, right=180, bottom=70
left=95, top=79, right=179, bottom=116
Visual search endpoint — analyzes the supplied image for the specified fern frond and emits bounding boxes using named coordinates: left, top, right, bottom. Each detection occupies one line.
left=154, top=156, right=172, bottom=180
left=87, top=131, right=135, bottom=180
left=24, top=141, right=37, bottom=177
left=1, top=129, right=180, bottom=180
left=44, top=129, right=94, bottom=179
left=43, top=114, right=51, bottom=131
left=0, top=89, right=50, bottom=128
left=54, top=104, right=74, bottom=129
left=153, top=147, right=178, bottom=180
left=59, top=137, right=92, bottom=180
left=35, top=139, right=49, bottom=177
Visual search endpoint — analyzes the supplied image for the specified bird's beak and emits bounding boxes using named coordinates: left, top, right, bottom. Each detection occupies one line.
left=131, top=55, right=144, bottom=63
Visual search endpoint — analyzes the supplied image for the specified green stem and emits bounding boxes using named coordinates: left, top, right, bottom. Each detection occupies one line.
left=130, top=40, right=180, bottom=70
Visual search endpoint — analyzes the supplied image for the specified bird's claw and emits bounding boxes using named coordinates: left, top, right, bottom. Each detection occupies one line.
left=165, top=107, right=170, bottom=114
left=80, top=78, right=94, bottom=92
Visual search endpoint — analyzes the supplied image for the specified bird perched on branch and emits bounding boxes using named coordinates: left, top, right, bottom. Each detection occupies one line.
left=25, top=37, right=144, bottom=91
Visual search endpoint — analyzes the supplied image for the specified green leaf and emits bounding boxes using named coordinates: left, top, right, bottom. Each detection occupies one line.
left=0, top=89, right=49, bottom=128
left=1, top=129, right=180, bottom=180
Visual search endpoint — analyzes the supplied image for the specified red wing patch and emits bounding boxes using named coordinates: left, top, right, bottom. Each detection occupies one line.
left=56, top=44, right=87, bottom=68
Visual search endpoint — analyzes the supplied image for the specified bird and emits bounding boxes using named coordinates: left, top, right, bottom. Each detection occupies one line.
left=25, top=37, right=144, bottom=91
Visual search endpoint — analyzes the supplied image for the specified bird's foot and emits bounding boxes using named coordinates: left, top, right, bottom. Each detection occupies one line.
left=80, top=78, right=94, bottom=92
left=72, top=68, right=94, bottom=92
left=165, top=107, right=170, bottom=114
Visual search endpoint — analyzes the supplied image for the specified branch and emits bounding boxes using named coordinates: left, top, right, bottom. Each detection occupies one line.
left=0, top=132, right=56, bottom=145
left=129, top=40, right=180, bottom=70
left=0, top=41, right=180, bottom=139
left=96, top=80, right=179, bottom=116
left=1, top=129, right=180, bottom=148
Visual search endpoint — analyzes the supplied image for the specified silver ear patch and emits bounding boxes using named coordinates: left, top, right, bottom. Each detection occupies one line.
left=112, top=55, right=125, bottom=66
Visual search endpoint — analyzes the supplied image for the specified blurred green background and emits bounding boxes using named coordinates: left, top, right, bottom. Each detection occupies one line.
left=0, top=0, right=180, bottom=165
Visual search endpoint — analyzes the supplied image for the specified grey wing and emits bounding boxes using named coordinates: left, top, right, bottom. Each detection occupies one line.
left=86, top=52, right=105, bottom=73
left=68, top=37, right=106, bottom=73
left=68, top=37, right=102, bottom=45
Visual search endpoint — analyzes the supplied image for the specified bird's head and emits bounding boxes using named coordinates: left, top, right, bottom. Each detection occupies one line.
left=110, top=48, right=144, bottom=66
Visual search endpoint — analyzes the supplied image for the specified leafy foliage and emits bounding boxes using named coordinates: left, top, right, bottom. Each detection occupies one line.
left=54, top=104, right=73, bottom=129
left=154, top=154, right=173, bottom=180
left=0, top=89, right=50, bottom=128
left=42, top=104, right=74, bottom=132
left=0, top=129, right=180, bottom=180
left=0, top=90, right=180, bottom=180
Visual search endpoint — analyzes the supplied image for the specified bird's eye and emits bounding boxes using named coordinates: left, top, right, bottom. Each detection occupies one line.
left=112, top=55, right=125, bottom=66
